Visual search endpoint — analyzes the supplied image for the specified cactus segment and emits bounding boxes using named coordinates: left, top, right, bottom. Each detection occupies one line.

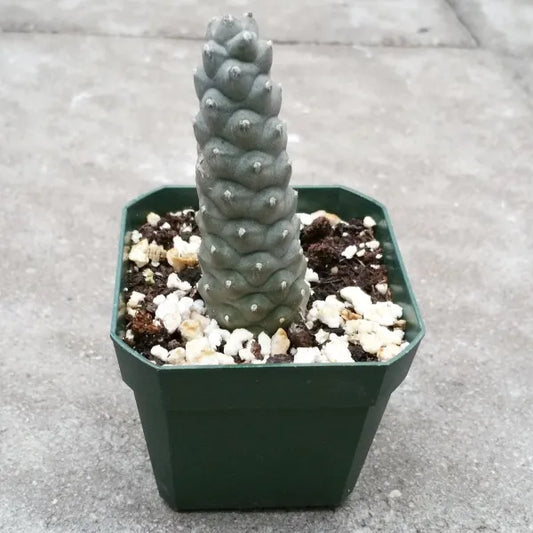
left=193, top=13, right=309, bottom=334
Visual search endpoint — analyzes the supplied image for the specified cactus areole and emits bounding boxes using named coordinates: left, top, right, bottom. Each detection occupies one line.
left=193, top=13, right=310, bottom=335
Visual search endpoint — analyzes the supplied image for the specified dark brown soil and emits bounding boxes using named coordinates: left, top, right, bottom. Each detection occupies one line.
left=123, top=211, right=391, bottom=364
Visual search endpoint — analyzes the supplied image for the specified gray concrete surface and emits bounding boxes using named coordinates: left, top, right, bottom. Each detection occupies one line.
left=0, top=2, right=532, bottom=532
left=0, top=0, right=475, bottom=47
left=448, top=0, right=533, bottom=54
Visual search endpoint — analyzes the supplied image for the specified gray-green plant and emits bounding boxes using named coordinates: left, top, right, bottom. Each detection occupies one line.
left=193, top=12, right=310, bottom=335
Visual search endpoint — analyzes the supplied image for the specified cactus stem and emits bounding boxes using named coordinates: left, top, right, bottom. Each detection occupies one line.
left=250, top=304, right=258, bottom=312
left=238, top=227, right=246, bottom=237
left=281, top=230, right=289, bottom=239
left=253, top=161, right=262, bottom=173
left=225, top=280, right=232, bottom=288
left=223, top=190, right=232, bottom=200
left=255, top=262, right=263, bottom=271
left=281, top=281, right=287, bottom=290
left=269, top=197, right=277, bottom=206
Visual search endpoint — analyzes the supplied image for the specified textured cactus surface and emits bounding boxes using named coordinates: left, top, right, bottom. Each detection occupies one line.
left=193, top=13, right=310, bottom=335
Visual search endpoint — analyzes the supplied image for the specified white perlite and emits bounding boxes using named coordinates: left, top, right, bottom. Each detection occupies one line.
left=341, top=245, right=358, bottom=260
left=173, top=234, right=201, bottom=256
left=363, top=301, right=403, bottom=327
left=128, top=238, right=149, bottom=268
left=126, top=291, right=145, bottom=316
left=167, top=272, right=192, bottom=292
left=224, top=329, right=254, bottom=357
left=146, top=212, right=161, bottom=226
left=345, top=319, right=405, bottom=357
left=363, top=216, right=376, bottom=228
left=315, top=329, right=330, bottom=345
left=322, top=334, right=353, bottom=363
left=150, top=345, right=169, bottom=362
left=375, top=283, right=388, bottom=295
left=257, top=331, right=271, bottom=356
left=294, top=347, right=321, bottom=364
left=307, top=295, right=345, bottom=328
left=153, top=293, right=195, bottom=334
left=340, top=287, right=372, bottom=314
left=305, top=267, right=319, bottom=283
left=130, top=229, right=142, bottom=244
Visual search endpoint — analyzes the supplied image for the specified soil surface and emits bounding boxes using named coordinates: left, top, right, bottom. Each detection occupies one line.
left=122, top=211, right=391, bottom=364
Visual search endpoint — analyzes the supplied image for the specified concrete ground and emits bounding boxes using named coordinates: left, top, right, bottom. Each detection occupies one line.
left=1, top=1, right=532, bottom=531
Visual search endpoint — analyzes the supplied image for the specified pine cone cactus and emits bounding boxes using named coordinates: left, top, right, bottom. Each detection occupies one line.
left=193, top=12, right=310, bottom=335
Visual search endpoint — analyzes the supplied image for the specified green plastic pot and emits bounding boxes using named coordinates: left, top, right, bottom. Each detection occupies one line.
left=110, top=185, right=425, bottom=511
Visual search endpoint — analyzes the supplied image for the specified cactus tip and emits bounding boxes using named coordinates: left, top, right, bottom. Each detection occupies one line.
left=250, top=304, right=258, bottom=312
left=210, top=244, right=216, bottom=253
left=205, top=98, right=216, bottom=110
left=204, top=283, right=210, bottom=291
left=299, top=248, right=304, bottom=256
left=238, top=227, right=246, bottom=238
left=266, top=40, right=273, bottom=47
left=203, top=44, right=212, bottom=57
left=245, top=11, right=253, bottom=18
left=255, top=262, right=263, bottom=271
left=223, top=189, right=232, bottom=200
left=300, top=288, right=306, bottom=296
left=253, top=161, right=262, bottom=174
left=225, top=280, right=232, bottom=288
left=281, top=281, right=287, bottom=290
left=281, top=229, right=289, bottom=239
left=239, top=119, right=250, bottom=132
left=242, top=31, right=253, bottom=42
left=225, top=314, right=230, bottom=323
left=279, top=317, right=286, bottom=324
left=212, top=147, right=220, bottom=155
left=201, top=205, right=207, bottom=213
left=264, top=81, right=272, bottom=92
left=269, top=197, right=277, bottom=207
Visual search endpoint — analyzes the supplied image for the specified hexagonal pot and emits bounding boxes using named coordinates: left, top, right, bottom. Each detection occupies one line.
left=110, top=185, right=425, bottom=511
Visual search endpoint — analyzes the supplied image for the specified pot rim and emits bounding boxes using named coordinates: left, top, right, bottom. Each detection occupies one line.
left=110, top=184, right=425, bottom=371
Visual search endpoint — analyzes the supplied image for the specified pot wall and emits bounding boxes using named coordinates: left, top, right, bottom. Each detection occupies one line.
left=111, top=185, right=425, bottom=510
